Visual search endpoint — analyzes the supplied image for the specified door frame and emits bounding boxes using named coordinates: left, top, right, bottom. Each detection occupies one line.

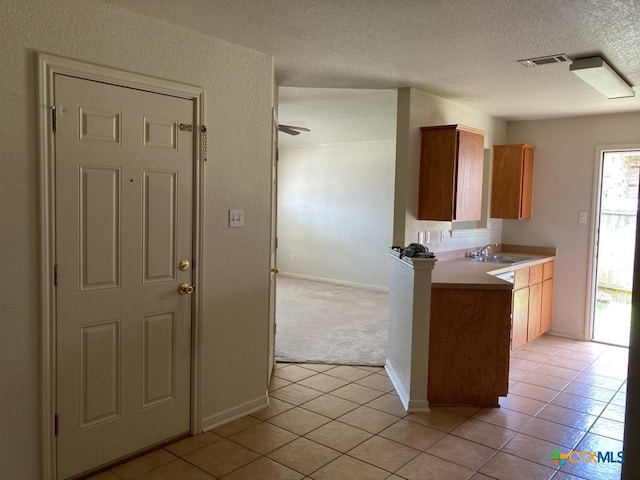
left=267, top=108, right=278, bottom=382
left=38, top=53, right=206, bottom=479
left=586, top=143, right=640, bottom=342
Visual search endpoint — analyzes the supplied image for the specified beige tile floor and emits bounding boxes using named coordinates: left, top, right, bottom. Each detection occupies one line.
left=89, top=335, right=627, bottom=480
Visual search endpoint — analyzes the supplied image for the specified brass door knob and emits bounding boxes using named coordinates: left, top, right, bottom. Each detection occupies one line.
left=271, top=267, right=279, bottom=274
left=178, top=283, right=194, bottom=295
left=179, top=260, right=190, bottom=271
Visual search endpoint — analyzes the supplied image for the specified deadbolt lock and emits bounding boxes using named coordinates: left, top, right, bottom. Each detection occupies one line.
left=178, top=283, right=194, bottom=295
left=179, top=260, right=190, bottom=271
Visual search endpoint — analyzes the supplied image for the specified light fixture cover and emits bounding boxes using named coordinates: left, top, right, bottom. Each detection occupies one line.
left=570, top=56, right=635, bottom=99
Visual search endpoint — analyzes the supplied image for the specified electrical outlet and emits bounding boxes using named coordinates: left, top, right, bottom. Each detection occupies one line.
left=418, top=231, right=425, bottom=244
left=426, top=231, right=431, bottom=244
left=440, top=229, right=447, bottom=242
left=492, top=226, right=498, bottom=238
left=229, top=209, right=244, bottom=228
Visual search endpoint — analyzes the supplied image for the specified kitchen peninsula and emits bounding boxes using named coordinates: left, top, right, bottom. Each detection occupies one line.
left=387, top=248, right=555, bottom=411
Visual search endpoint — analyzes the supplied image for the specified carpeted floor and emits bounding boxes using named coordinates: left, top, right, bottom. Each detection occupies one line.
left=275, top=276, right=388, bottom=366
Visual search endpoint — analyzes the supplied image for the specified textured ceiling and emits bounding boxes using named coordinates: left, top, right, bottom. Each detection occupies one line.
left=103, top=0, right=640, bottom=121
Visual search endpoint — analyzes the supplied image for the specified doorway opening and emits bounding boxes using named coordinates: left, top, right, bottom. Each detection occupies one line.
left=274, top=87, right=397, bottom=366
left=591, top=149, right=640, bottom=347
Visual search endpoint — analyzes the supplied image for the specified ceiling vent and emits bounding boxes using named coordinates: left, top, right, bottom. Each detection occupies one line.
left=518, top=54, right=572, bottom=67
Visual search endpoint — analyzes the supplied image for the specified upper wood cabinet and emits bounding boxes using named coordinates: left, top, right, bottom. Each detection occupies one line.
left=418, top=124, right=486, bottom=221
left=490, top=144, right=535, bottom=219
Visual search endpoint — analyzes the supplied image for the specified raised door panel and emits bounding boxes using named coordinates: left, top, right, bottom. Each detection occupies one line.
left=80, top=320, right=121, bottom=428
left=541, top=278, right=554, bottom=333
left=80, top=166, right=121, bottom=291
left=142, top=311, right=177, bottom=408
left=512, top=287, right=529, bottom=351
left=455, top=130, right=484, bottom=221
left=418, top=127, right=457, bottom=220
left=142, top=171, right=177, bottom=284
left=528, top=282, right=543, bottom=341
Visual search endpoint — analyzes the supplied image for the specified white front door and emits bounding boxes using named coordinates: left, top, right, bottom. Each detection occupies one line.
left=55, top=74, right=194, bottom=478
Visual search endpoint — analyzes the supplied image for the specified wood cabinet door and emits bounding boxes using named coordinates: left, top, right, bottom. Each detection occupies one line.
left=490, top=144, right=535, bottom=219
left=528, top=282, right=543, bottom=341
left=512, top=287, right=529, bottom=350
left=513, top=267, right=530, bottom=290
left=543, top=261, right=554, bottom=280
left=529, top=264, right=543, bottom=284
left=520, top=146, right=535, bottom=218
left=418, top=128, right=457, bottom=220
left=455, top=130, right=484, bottom=221
left=490, top=145, right=523, bottom=219
left=541, top=278, right=554, bottom=333
left=419, top=125, right=486, bottom=221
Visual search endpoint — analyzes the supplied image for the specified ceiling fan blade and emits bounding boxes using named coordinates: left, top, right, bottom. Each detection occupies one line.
left=278, top=125, right=301, bottom=135
left=278, top=124, right=311, bottom=135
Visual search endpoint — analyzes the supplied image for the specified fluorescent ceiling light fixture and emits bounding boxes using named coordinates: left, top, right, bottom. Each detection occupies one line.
left=570, top=56, right=635, bottom=99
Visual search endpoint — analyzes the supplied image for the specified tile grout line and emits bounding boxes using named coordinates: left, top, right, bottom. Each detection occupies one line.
left=462, top=338, right=625, bottom=478
left=103, top=336, right=626, bottom=480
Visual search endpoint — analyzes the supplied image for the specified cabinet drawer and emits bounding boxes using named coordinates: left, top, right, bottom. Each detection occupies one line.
left=514, top=268, right=529, bottom=290
left=529, top=264, right=543, bottom=284
left=543, top=261, right=554, bottom=280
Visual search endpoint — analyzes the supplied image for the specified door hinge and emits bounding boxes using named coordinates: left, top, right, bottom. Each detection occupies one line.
left=54, top=414, right=59, bottom=436
left=51, top=106, right=56, bottom=132
left=179, top=123, right=193, bottom=132
left=54, top=264, right=58, bottom=287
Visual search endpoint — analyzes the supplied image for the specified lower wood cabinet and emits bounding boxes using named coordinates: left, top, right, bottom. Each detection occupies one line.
left=511, top=260, right=554, bottom=350
left=426, top=258, right=555, bottom=407
left=512, top=287, right=529, bottom=351
left=428, top=287, right=512, bottom=407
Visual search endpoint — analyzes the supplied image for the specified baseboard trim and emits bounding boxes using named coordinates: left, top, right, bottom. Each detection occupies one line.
left=279, top=272, right=389, bottom=293
left=385, top=359, right=430, bottom=413
left=406, top=399, right=430, bottom=412
left=384, top=359, right=409, bottom=411
left=547, top=329, right=587, bottom=341
left=201, top=394, right=269, bottom=432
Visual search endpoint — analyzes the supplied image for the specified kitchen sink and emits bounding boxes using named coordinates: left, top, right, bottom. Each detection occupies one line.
left=466, top=255, right=535, bottom=264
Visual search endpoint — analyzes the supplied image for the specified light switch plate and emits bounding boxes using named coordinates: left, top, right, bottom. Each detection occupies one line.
left=418, top=231, right=425, bottom=244
left=579, top=211, right=588, bottom=224
left=229, top=209, right=244, bottom=228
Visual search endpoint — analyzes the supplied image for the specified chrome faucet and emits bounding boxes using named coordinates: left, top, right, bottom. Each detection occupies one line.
left=473, top=243, right=498, bottom=258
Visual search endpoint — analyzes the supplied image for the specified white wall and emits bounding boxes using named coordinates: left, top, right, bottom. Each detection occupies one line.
left=278, top=141, right=395, bottom=289
left=506, top=112, right=640, bottom=339
left=0, top=0, right=272, bottom=477
left=394, top=88, right=507, bottom=251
